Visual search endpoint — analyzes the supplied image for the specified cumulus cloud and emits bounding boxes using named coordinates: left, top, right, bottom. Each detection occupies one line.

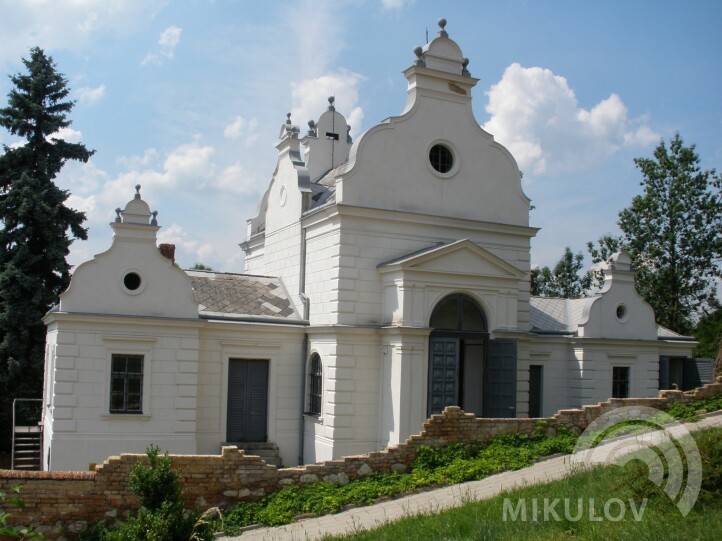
left=142, top=25, right=182, bottom=66
left=51, top=127, right=83, bottom=143
left=117, top=148, right=159, bottom=170
left=223, top=115, right=259, bottom=144
left=483, top=63, right=660, bottom=176
left=215, top=162, right=263, bottom=196
left=157, top=223, right=215, bottom=266
left=76, top=84, right=106, bottom=106
left=290, top=70, right=365, bottom=138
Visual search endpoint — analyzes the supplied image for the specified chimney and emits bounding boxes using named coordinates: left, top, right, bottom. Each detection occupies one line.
left=159, top=243, right=176, bottom=262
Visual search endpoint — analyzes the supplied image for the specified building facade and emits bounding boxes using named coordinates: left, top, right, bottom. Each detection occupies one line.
left=41, top=21, right=699, bottom=471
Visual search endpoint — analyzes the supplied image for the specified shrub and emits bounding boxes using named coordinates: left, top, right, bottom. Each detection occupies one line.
left=127, top=445, right=183, bottom=512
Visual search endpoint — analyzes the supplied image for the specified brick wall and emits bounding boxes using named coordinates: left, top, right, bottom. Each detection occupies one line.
left=2, top=376, right=721, bottom=539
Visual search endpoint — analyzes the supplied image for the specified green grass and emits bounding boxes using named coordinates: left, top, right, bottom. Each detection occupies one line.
left=324, top=426, right=722, bottom=541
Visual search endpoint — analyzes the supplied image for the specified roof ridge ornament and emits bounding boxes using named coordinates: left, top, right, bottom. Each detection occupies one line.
left=134, top=184, right=141, bottom=199
left=462, top=57, right=470, bottom=77
left=327, top=96, right=335, bottom=111
left=413, top=46, right=426, bottom=67
left=437, top=17, right=448, bottom=38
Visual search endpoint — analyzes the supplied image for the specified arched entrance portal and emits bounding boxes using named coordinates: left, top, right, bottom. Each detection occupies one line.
left=427, top=294, right=487, bottom=416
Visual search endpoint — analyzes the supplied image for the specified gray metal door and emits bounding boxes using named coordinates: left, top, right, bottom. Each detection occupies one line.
left=428, top=337, right=460, bottom=416
left=227, top=359, right=268, bottom=442
left=484, top=339, right=517, bottom=418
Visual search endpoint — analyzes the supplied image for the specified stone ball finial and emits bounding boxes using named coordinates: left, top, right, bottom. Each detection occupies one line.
left=414, top=46, right=423, bottom=58
left=462, top=57, right=470, bottom=77
left=308, top=120, right=315, bottom=128
left=115, top=207, right=122, bottom=223
left=134, top=184, right=141, bottom=199
left=151, top=210, right=158, bottom=226
left=286, top=112, right=292, bottom=124
left=328, top=96, right=335, bottom=105
left=437, top=17, right=448, bottom=38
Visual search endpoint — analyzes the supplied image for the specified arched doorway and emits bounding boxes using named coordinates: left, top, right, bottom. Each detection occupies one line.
left=427, top=294, right=488, bottom=416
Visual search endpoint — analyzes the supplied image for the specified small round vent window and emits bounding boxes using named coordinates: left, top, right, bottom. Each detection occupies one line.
left=616, top=304, right=628, bottom=322
left=429, top=144, right=454, bottom=174
left=123, top=272, right=142, bottom=291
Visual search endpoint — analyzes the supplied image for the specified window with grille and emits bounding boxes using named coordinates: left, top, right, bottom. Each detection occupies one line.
left=307, top=354, right=322, bottom=415
left=110, top=354, right=144, bottom=413
left=429, top=144, right=454, bottom=174
left=612, top=366, right=630, bottom=398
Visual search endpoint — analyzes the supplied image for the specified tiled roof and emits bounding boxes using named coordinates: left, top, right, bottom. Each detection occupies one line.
left=186, top=271, right=301, bottom=321
left=529, top=296, right=597, bottom=334
left=530, top=296, right=691, bottom=340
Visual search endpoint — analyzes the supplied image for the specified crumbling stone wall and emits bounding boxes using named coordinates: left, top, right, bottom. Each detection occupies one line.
left=2, top=376, right=721, bottom=539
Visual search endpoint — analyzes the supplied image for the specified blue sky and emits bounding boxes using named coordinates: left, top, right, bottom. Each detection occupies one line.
left=0, top=0, right=720, bottom=272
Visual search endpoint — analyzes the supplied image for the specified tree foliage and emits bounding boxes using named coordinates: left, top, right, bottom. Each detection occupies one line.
left=0, top=47, right=92, bottom=450
left=531, top=247, right=592, bottom=298
left=589, top=135, right=722, bottom=334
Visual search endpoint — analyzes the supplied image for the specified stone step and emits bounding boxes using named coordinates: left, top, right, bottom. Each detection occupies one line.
left=222, top=441, right=283, bottom=467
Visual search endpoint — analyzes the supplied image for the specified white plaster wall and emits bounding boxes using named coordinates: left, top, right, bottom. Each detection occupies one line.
left=195, top=321, right=305, bottom=467
left=43, top=315, right=202, bottom=471
left=305, top=329, right=382, bottom=461
left=59, top=224, right=198, bottom=319
left=339, top=94, right=529, bottom=227
left=326, top=210, right=532, bottom=330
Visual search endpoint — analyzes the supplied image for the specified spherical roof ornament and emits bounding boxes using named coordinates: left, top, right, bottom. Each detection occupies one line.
left=413, top=46, right=426, bottom=67
left=134, top=184, right=141, bottom=199
left=327, top=96, right=335, bottom=110
left=462, top=57, right=471, bottom=77
left=437, top=17, right=448, bottom=38
left=286, top=112, right=292, bottom=125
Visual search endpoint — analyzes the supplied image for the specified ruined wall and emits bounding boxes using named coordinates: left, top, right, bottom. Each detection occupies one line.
left=2, top=377, right=721, bottom=539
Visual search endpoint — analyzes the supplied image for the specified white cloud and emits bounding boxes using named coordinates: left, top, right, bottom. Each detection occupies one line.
left=483, top=63, right=660, bottom=176
left=142, top=25, right=182, bottom=66
left=117, top=148, right=159, bottom=169
left=157, top=223, right=215, bottom=267
left=215, top=162, right=262, bottom=196
left=0, top=0, right=165, bottom=67
left=381, top=0, right=415, bottom=11
left=76, top=84, right=106, bottom=106
left=51, top=127, right=83, bottom=143
left=290, top=70, right=365, bottom=138
left=223, top=115, right=259, bottom=144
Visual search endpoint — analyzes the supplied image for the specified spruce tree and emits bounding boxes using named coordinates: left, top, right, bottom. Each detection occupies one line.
left=0, top=47, right=92, bottom=452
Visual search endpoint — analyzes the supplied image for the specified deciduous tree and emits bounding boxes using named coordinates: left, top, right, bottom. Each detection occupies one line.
left=590, top=135, right=722, bottom=335
left=531, top=247, right=592, bottom=298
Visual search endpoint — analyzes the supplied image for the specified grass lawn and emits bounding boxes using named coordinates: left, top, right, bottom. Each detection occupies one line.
left=324, top=426, right=722, bottom=541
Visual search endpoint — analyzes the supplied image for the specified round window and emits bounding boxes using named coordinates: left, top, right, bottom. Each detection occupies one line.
left=616, top=304, right=628, bottom=322
left=429, top=144, right=454, bottom=174
left=123, top=272, right=142, bottom=291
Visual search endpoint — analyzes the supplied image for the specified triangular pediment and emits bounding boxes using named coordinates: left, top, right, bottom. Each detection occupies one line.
left=377, top=239, right=523, bottom=279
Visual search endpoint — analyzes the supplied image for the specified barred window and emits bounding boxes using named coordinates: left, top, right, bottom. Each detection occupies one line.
left=612, top=366, right=630, bottom=399
left=307, top=354, right=322, bottom=416
left=110, top=354, right=144, bottom=413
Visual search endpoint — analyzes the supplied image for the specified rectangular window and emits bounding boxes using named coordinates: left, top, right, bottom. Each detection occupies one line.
left=110, top=354, right=144, bottom=413
left=612, top=366, right=630, bottom=399
left=325, top=131, right=339, bottom=141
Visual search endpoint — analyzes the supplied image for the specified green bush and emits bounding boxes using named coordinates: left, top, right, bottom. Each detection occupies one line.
left=127, top=444, right=183, bottom=512
left=82, top=446, right=216, bottom=541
